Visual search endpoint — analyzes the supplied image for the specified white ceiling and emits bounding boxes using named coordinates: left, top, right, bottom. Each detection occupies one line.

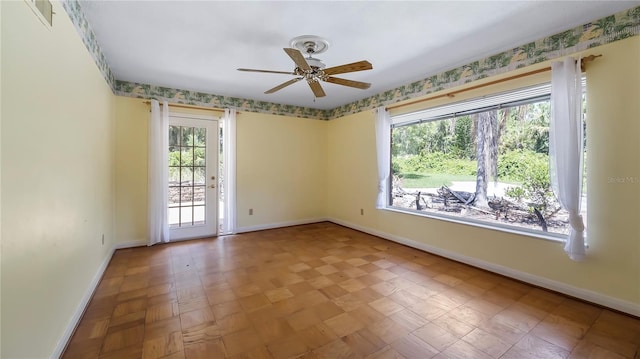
left=81, top=1, right=639, bottom=110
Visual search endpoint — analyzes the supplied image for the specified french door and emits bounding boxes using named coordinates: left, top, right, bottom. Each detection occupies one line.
left=168, top=115, right=219, bottom=240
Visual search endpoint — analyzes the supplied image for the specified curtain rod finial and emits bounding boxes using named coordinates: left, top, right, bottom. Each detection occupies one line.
left=582, top=54, right=602, bottom=62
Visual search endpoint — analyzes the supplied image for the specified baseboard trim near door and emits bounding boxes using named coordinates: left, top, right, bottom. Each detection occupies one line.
left=327, top=217, right=640, bottom=318
left=235, top=217, right=328, bottom=234
left=115, top=239, right=147, bottom=249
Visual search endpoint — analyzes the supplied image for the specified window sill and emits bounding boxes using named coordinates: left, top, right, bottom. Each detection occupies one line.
left=382, top=206, right=568, bottom=244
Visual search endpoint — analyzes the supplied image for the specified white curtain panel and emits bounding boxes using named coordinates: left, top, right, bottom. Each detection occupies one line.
left=550, top=57, right=586, bottom=261
left=223, top=108, right=237, bottom=234
left=375, top=107, right=391, bottom=208
left=148, top=100, right=170, bottom=245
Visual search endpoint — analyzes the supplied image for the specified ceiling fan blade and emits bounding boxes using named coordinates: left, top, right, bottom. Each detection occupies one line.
left=284, top=48, right=311, bottom=71
left=308, top=81, right=326, bottom=97
left=324, top=76, right=371, bottom=90
left=323, top=60, right=373, bottom=76
left=264, top=78, right=302, bottom=94
left=238, top=68, right=295, bottom=75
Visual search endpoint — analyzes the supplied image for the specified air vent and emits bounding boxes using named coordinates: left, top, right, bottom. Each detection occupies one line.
left=25, top=0, right=53, bottom=27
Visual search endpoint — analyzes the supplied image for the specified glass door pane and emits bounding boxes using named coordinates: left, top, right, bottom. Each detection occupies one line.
left=168, top=116, right=218, bottom=240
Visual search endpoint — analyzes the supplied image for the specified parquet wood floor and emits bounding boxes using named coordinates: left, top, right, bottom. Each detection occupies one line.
left=63, top=222, right=640, bottom=359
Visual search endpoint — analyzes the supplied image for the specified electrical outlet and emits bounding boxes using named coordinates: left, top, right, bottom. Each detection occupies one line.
left=360, top=208, right=364, bottom=215
left=101, top=234, right=105, bottom=245
left=249, top=208, right=253, bottom=215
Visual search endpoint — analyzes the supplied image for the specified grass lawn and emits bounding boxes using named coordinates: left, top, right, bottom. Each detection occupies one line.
left=398, top=172, right=477, bottom=188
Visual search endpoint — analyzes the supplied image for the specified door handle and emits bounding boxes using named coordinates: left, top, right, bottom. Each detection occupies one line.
left=209, top=184, right=216, bottom=188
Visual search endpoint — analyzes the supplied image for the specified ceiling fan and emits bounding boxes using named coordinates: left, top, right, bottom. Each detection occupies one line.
left=238, top=35, right=372, bottom=98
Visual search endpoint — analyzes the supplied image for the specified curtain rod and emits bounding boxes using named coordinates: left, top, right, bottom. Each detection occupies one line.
left=142, top=100, right=230, bottom=113
left=386, top=54, right=601, bottom=111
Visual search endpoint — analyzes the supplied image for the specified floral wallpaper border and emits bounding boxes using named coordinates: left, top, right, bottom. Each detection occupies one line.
left=113, top=81, right=331, bottom=120
left=325, top=6, right=640, bottom=120
left=61, top=0, right=116, bottom=89
left=64, top=2, right=639, bottom=120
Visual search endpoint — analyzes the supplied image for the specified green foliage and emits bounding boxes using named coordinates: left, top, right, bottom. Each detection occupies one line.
left=423, top=153, right=475, bottom=175
left=497, top=149, right=546, bottom=181
left=504, top=186, right=525, bottom=202
left=391, top=160, right=401, bottom=177
left=169, top=147, right=205, bottom=167
left=392, top=124, right=428, bottom=156
left=394, top=105, right=555, bottom=162
left=501, top=150, right=558, bottom=212
left=168, top=125, right=207, bottom=184
left=392, top=116, right=475, bottom=159
left=398, top=172, right=476, bottom=189
left=525, top=103, right=550, bottom=153
left=393, top=153, right=476, bottom=176
left=527, top=125, right=549, bottom=154
left=499, top=102, right=550, bottom=154
left=394, top=155, right=424, bottom=173
left=453, top=116, right=474, bottom=159
left=419, top=121, right=455, bottom=154
left=393, top=149, right=560, bottom=212
left=523, top=159, right=557, bottom=212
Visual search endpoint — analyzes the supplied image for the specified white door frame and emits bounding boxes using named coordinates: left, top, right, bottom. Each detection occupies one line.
left=168, top=113, right=219, bottom=241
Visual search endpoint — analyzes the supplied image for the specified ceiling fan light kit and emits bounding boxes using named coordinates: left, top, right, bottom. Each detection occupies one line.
left=237, top=35, right=372, bottom=98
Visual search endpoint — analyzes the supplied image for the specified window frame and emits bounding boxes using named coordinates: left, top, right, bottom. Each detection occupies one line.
left=385, top=80, right=586, bottom=242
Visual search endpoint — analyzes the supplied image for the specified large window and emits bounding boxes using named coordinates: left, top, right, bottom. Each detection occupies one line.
left=389, top=83, right=586, bottom=237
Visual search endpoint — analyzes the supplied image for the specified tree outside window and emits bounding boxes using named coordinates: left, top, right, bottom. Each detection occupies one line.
left=390, top=95, right=587, bottom=236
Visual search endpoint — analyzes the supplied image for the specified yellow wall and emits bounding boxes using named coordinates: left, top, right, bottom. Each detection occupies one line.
left=236, top=112, right=327, bottom=229
left=114, top=99, right=327, bottom=241
left=327, top=37, right=640, bottom=308
left=1, top=2, right=116, bottom=358
left=114, top=97, right=152, bottom=244
left=585, top=37, right=640, bottom=303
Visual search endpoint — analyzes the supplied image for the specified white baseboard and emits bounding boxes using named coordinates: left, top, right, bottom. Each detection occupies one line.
left=51, top=239, right=147, bottom=358
left=50, top=246, right=116, bottom=359
left=235, top=217, right=328, bottom=234
left=327, top=217, right=640, bottom=317
left=115, top=239, right=147, bottom=249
